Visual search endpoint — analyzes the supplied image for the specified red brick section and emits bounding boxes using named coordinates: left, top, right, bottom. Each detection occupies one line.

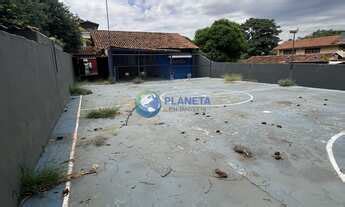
left=90, top=30, right=198, bottom=50
left=274, top=35, right=345, bottom=50
left=243, top=53, right=339, bottom=64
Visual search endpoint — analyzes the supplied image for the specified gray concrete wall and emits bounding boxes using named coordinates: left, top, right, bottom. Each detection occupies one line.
left=197, top=55, right=345, bottom=90
left=0, top=30, right=74, bottom=207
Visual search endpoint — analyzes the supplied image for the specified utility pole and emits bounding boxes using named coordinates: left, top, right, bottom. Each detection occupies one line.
left=105, top=0, right=115, bottom=82
left=289, top=28, right=298, bottom=79
left=105, top=0, right=110, bottom=47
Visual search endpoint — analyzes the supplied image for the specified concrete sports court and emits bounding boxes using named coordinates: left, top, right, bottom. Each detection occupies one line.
left=28, top=78, right=345, bottom=207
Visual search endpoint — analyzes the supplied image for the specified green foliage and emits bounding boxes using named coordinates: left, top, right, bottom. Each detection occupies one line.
left=69, top=85, right=93, bottom=95
left=0, top=0, right=81, bottom=52
left=20, top=167, right=63, bottom=197
left=0, top=0, right=47, bottom=27
left=86, top=107, right=120, bottom=119
left=241, top=18, right=281, bottom=57
left=278, top=79, right=296, bottom=87
left=42, top=0, right=82, bottom=53
left=302, top=29, right=345, bottom=39
left=224, top=73, right=242, bottom=82
left=194, top=19, right=247, bottom=62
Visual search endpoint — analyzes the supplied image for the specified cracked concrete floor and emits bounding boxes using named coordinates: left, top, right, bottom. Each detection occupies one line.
left=68, top=78, right=345, bottom=207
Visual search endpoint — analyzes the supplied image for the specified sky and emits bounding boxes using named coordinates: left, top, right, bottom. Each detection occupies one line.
left=60, top=0, right=345, bottom=41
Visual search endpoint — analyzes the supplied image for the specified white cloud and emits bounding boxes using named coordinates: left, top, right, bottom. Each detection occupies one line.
left=61, top=0, right=345, bottom=40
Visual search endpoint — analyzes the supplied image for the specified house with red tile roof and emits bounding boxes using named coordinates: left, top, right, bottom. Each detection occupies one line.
left=273, top=35, right=345, bottom=56
left=243, top=35, right=345, bottom=64
left=74, top=22, right=198, bottom=81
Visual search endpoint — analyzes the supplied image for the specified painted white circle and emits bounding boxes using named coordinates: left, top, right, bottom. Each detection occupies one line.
left=160, top=89, right=254, bottom=108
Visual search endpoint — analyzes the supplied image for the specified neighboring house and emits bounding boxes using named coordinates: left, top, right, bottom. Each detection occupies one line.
left=80, top=20, right=99, bottom=32
left=244, top=53, right=342, bottom=64
left=244, top=34, right=345, bottom=64
left=74, top=22, right=199, bottom=81
left=274, top=35, right=345, bottom=56
left=74, top=20, right=100, bottom=77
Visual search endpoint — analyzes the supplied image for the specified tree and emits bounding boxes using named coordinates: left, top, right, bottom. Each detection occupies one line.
left=0, top=0, right=47, bottom=28
left=0, top=0, right=81, bottom=53
left=194, top=19, right=247, bottom=62
left=302, top=29, right=345, bottom=39
left=241, top=18, right=281, bottom=57
left=42, top=0, right=82, bottom=53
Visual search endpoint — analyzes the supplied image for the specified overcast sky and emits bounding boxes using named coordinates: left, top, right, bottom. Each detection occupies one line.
left=61, top=0, right=345, bottom=41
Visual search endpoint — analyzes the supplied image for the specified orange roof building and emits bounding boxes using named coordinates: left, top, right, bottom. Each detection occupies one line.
left=74, top=23, right=199, bottom=80
left=91, top=30, right=198, bottom=51
left=243, top=35, right=345, bottom=64
left=273, top=35, right=345, bottom=56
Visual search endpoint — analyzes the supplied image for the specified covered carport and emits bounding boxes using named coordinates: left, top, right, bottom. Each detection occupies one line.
left=88, top=30, right=199, bottom=81
left=107, top=48, right=195, bottom=81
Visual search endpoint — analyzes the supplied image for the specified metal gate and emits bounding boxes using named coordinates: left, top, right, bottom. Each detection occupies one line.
left=110, top=53, right=196, bottom=81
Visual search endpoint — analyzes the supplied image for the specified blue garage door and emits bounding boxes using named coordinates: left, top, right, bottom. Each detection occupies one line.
left=158, top=54, right=193, bottom=79
left=171, top=55, right=192, bottom=79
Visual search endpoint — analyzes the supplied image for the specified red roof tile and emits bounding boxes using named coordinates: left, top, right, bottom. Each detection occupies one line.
left=75, top=46, right=97, bottom=56
left=274, top=35, right=345, bottom=50
left=90, top=30, right=198, bottom=51
left=243, top=53, right=340, bottom=64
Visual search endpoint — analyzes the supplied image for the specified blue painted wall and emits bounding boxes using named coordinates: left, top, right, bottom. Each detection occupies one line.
left=108, top=49, right=194, bottom=80
left=172, top=57, right=192, bottom=79
left=158, top=55, right=192, bottom=79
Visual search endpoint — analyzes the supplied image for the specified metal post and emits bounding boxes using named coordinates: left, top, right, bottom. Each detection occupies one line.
left=137, top=51, right=140, bottom=78
left=209, top=59, right=212, bottom=78
left=169, top=55, right=173, bottom=80
left=106, top=0, right=110, bottom=33
left=289, top=29, right=298, bottom=79
left=291, top=33, right=296, bottom=64
left=105, top=0, right=115, bottom=82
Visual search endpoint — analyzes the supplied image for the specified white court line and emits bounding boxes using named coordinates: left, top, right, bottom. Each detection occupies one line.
left=192, top=127, right=211, bottom=136
left=82, top=85, right=274, bottom=111
left=242, top=86, right=278, bottom=93
left=160, top=90, right=254, bottom=108
left=326, top=131, right=345, bottom=183
left=80, top=104, right=121, bottom=111
left=62, top=95, right=82, bottom=207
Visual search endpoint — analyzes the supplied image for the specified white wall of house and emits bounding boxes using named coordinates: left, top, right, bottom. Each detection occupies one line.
left=277, top=45, right=343, bottom=56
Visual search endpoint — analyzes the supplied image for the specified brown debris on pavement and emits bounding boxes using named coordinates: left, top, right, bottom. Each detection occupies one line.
left=160, top=167, right=173, bottom=177
left=233, top=145, right=253, bottom=158
left=273, top=152, right=283, bottom=160
left=215, top=168, right=228, bottom=178
left=62, top=188, right=69, bottom=197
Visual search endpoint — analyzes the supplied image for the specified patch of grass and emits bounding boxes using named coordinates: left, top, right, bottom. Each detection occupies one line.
left=243, top=79, right=258, bottom=82
left=69, top=85, right=92, bottom=95
left=278, top=79, right=296, bottom=87
left=78, top=136, right=109, bottom=148
left=93, top=79, right=112, bottom=85
left=86, top=107, right=119, bottom=119
left=20, top=167, right=63, bottom=197
left=224, top=73, right=242, bottom=82
left=132, top=77, right=144, bottom=84
left=93, top=136, right=108, bottom=147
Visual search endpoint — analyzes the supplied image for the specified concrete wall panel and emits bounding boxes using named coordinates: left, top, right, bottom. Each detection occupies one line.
left=0, top=31, right=74, bottom=207
left=196, top=55, right=345, bottom=90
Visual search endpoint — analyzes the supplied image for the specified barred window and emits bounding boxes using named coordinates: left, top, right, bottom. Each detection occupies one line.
left=283, top=49, right=296, bottom=55
left=305, top=48, right=320, bottom=54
